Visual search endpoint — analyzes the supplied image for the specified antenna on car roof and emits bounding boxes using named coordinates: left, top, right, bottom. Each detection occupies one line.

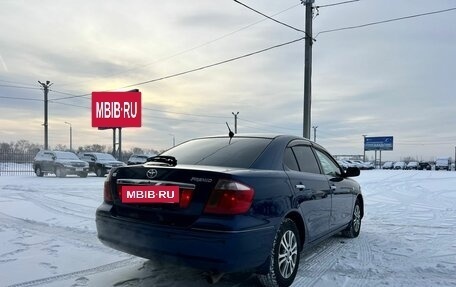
left=226, top=122, right=234, bottom=143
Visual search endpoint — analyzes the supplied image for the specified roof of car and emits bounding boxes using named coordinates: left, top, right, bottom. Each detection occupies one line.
left=190, top=133, right=315, bottom=144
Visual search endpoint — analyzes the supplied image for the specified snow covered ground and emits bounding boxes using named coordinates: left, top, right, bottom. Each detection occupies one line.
left=0, top=170, right=455, bottom=287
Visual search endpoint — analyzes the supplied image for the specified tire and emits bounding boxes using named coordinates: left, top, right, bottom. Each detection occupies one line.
left=35, top=166, right=44, bottom=177
left=78, top=172, right=88, bottom=178
left=342, top=200, right=362, bottom=238
left=55, top=167, right=66, bottom=178
left=258, top=219, right=301, bottom=287
left=96, top=167, right=105, bottom=177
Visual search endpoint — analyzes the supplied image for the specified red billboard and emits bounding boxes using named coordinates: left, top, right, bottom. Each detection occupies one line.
left=92, top=91, right=142, bottom=128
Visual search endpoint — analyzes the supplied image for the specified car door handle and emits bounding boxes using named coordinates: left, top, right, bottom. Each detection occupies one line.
left=295, top=184, right=306, bottom=189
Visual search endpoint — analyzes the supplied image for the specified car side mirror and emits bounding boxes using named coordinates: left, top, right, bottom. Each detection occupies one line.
left=344, top=167, right=360, bottom=177
left=52, top=156, right=56, bottom=160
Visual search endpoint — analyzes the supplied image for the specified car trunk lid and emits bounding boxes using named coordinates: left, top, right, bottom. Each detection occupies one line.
left=108, top=165, right=235, bottom=227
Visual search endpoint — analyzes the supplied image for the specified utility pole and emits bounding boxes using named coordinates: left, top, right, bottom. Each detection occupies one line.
left=232, top=112, right=239, bottom=134
left=38, top=80, right=52, bottom=150
left=312, top=125, right=318, bottom=142
left=303, top=0, right=314, bottom=139
left=64, top=122, right=72, bottom=151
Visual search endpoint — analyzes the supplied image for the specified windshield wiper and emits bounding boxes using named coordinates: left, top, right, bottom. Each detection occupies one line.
left=146, top=155, right=177, bottom=166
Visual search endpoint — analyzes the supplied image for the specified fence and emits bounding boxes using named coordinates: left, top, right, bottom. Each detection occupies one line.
left=0, top=150, right=35, bottom=175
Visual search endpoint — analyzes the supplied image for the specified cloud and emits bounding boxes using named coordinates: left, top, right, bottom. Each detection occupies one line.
left=0, top=0, right=455, bottom=161
left=0, top=53, right=7, bottom=72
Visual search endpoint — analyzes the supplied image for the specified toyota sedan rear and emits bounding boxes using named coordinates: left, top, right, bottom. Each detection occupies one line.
left=96, top=134, right=363, bottom=287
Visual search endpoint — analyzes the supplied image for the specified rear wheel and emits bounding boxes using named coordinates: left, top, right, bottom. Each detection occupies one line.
left=35, top=166, right=44, bottom=177
left=78, top=172, right=88, bottom=178
left=95, top=167, right=105, bottom=177
left=258, top=219, right=300, bottom=287
left=342, top=200, right=361, bottom=238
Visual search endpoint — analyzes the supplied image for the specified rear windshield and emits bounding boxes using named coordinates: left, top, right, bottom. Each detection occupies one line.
left=161, top=137, right=272, bottom=168
left=54, top=151, right=79, bottom=160
left=95, top=153, right=116, bottom=160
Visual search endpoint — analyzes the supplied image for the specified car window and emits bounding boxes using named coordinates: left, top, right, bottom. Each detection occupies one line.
left=161, top=137, right=272, bottom=168
left=291, top=145, right=320, bottom=174
left=314, top=149, right=341, bottom=176
left=96, top=153, right=116, bottom=160
left=54, top=151, right=79, bottom=160
left=43, top=152, right=54, bottom=160
left=283, top=148, right=299, bottom=171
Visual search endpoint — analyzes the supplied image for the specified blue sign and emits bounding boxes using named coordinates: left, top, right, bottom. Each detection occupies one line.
left=364, top=136, right=393, bottom=151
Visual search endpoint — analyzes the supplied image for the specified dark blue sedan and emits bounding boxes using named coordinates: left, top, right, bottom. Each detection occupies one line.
left=96, top=134, right=363, bottom=287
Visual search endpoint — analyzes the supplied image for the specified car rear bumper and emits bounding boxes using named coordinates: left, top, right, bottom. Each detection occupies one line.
left=96, top=203, right=276, bottom=273
left=63, top=167, right=89, bottom=174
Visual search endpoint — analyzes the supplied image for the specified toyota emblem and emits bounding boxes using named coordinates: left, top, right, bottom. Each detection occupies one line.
left=146, top=169, right=158, bottom=179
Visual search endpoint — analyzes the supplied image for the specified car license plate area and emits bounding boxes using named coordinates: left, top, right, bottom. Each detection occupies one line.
left=75, top=168, right=83, bottom=171
left=120, top=185, right=179, bottom=204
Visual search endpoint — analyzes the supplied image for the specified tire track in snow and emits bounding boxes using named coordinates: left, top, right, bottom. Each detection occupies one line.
left=17, top=192, right=94, bottom=220
left=6, top=258, right=143, bottom=287
left=349, top=234, right=374, bottom=287
left=292, top=237, right=343, bottom=286
left=0, top=212, right=99, bottom=249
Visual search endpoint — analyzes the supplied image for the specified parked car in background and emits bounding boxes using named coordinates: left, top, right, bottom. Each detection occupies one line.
left=79, top=152, right=126, bottom=177
left=406, top=161, right=419, bottom=170
left=337, top=160, right=348, bottom=170
left=33, top=150, right=89, bottom=177
left=96, top=134, right=363, bottom=287
left=418, top=162, right=432, bottom=170
left=352, top=160, right=375, bottom=170
left=363, top=161, right=375, bottom=170
left=127, top=153, right=156, bottom=165
left=435, top=157, right=451, bottom=171
left=394, top=161, right=407, bottom=170
left=382, top=161, right=394, bottom=169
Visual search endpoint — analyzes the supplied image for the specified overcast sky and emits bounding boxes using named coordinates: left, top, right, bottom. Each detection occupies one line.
left=1, top=0, right=455, bottom=161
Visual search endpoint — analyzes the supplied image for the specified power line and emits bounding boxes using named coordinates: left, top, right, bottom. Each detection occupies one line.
left=0, top=79, right=37, bottom=87
left=316, top=0, right=360, bottom=8
left=143, top=107, right=230, bottom=119
left=239, top=117, right=300, bottom=131
left=0, top=84, right=42, bottom=91
left=48, top=101, right=90, bottom=109
left=47, top=89, right=232, bottom=119
left=142, top=114, right=225, bottom=125
left=233, top=0, right=307, bottom=34
left=49, top=89, right=89, bottom=97
left=0, top=95, right=43, bottom=102
left=49, top=89, right=90, bottom=100
left=50, top=36, right=305, bottom=101
left=316, top=7, right=456, bottom=37
left=57, top=3, right=302, bottom=88
left=118, top=37, right=305, bottom=90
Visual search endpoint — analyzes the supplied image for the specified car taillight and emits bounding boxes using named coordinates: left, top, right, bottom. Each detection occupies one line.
left=204, top=179, right=254, bottom=215
left=180, top=188, right=193, bottom=208
left=103, top=179, right=113, bottom=203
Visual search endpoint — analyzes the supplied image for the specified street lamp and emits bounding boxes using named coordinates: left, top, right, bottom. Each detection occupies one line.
left=169, top=133, right=175, bottom=147
left=64, top=122, right=72, bottom=151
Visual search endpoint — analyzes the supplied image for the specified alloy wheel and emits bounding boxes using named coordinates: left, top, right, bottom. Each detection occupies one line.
left=278, top=230, right=298, bottom=279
